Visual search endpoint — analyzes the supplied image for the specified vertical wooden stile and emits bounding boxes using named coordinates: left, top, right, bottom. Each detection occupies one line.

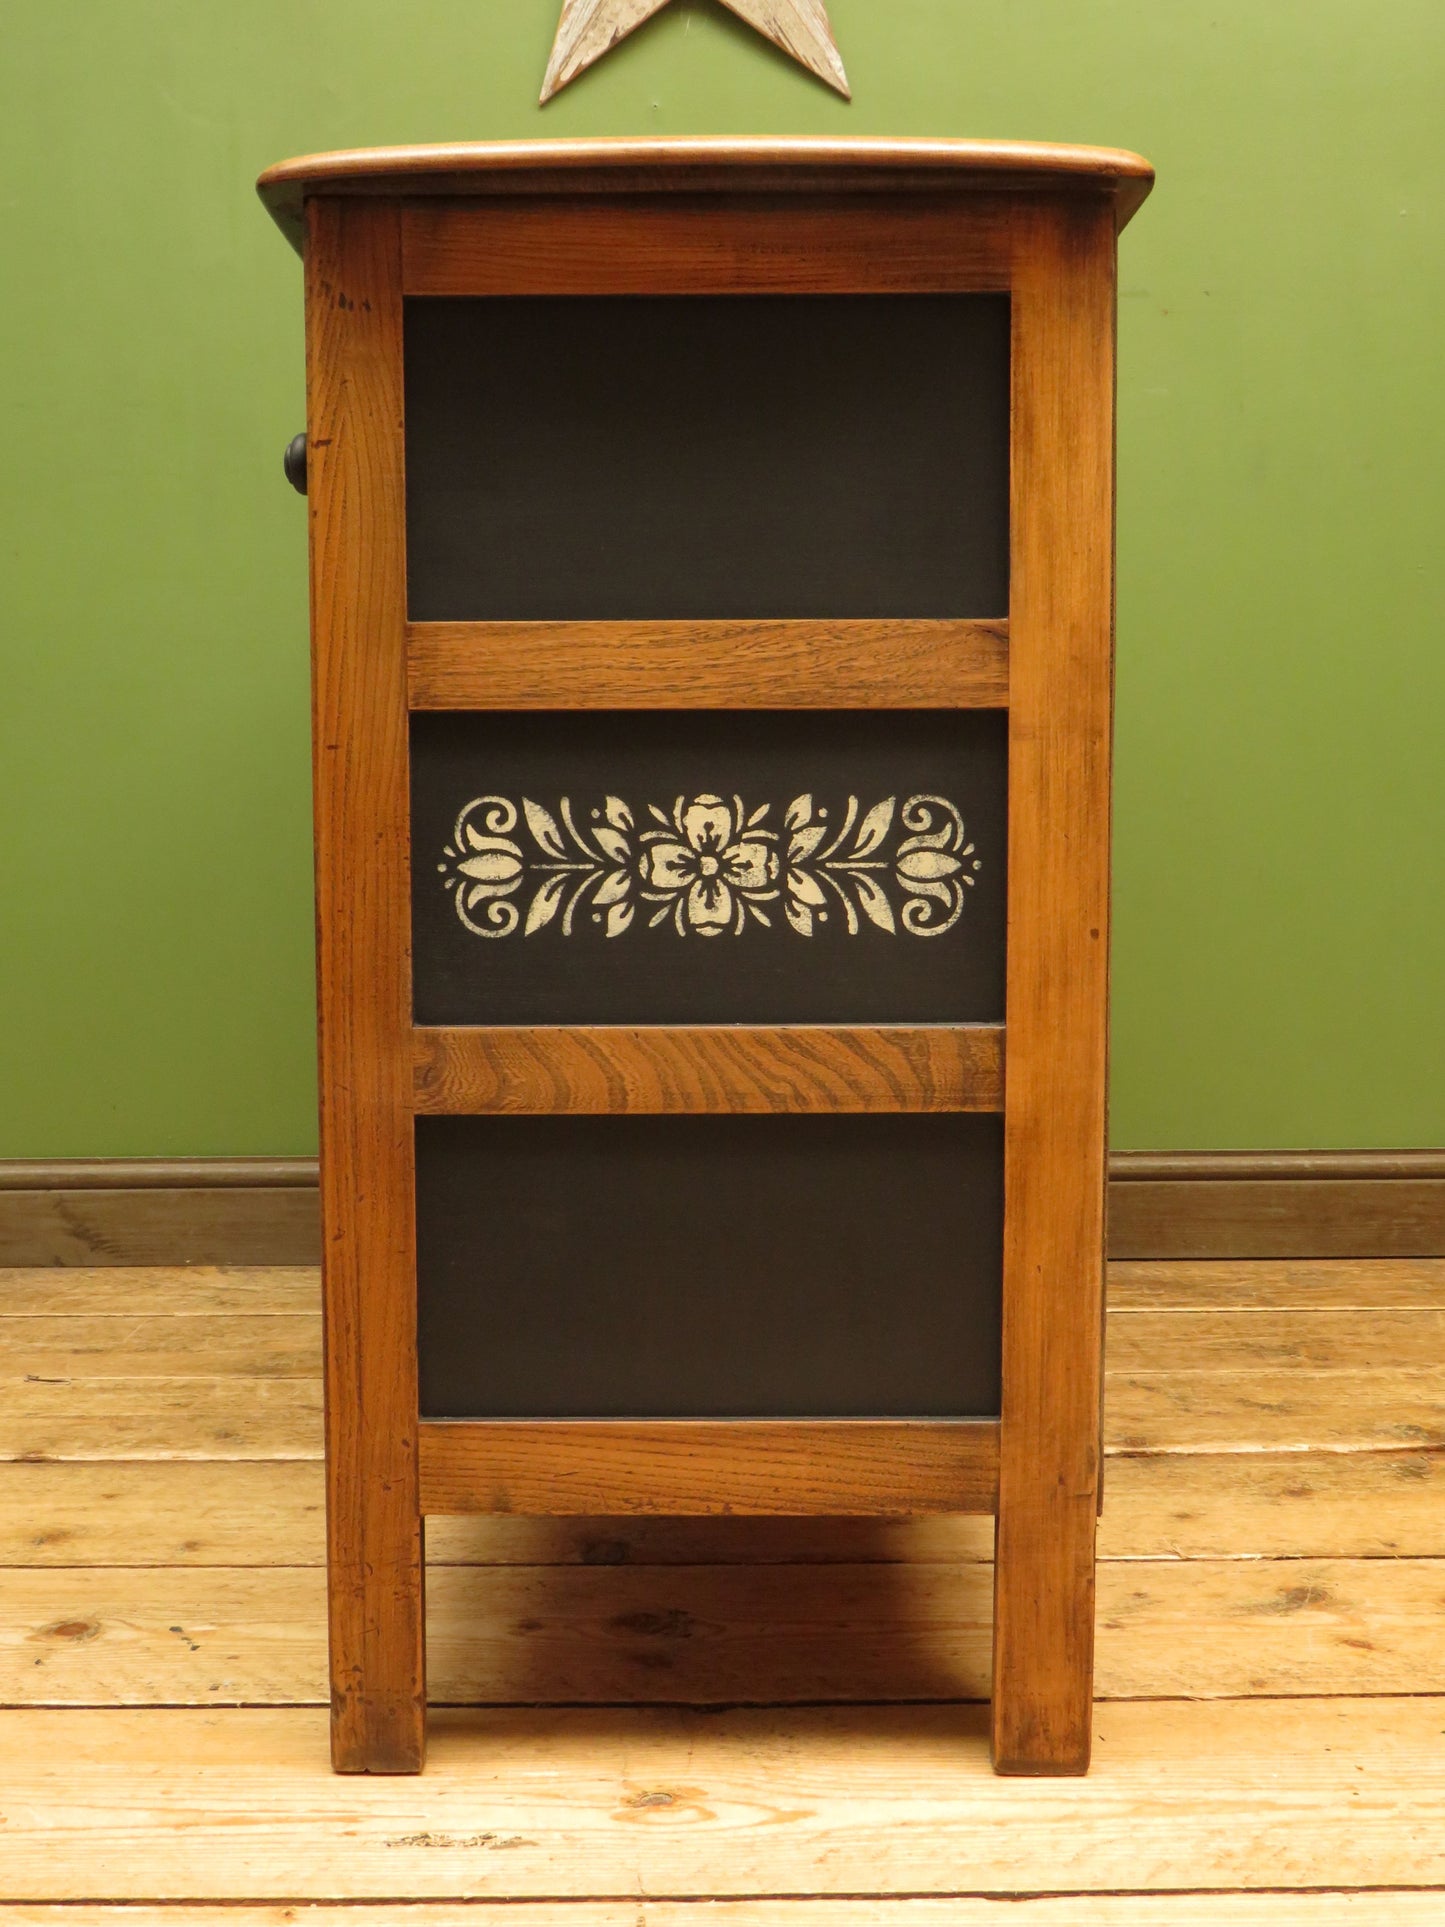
left=992, top=197, right=1117, bottom=1774
left=305, top=199, right=425, bottom=1773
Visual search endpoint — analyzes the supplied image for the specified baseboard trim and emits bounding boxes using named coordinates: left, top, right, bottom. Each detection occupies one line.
left=0, top=1158, right=323, bottom=1267
left=1108, top=1150, right=1445, bottom=1260
left=2, top=1150, right=1443, bottom=1266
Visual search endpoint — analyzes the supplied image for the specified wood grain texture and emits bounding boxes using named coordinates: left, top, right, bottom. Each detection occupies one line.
left=0, top=1264, right=321, bottom=1316
left=0, top=1162, right=317, bottom=1191
left=7, top=1447, right=1445, bottom=1567
left=406, top=620, right=1010, bottom=711
left=1097, top=1447, right=1445, bottom=1557
left=3, top=1904, right=1441, bottom=1926
left=0, top=1188, right=321, bottom=1267
left=305, top=199, right=423, bottom=1772
left=8, top=1556, right=1445, bottom=1708
left=0, top=1698, right=1441, bottom=1899
left=257, top=139, right=1156, bottom=252
left=1113, top=1152, right=1445, bottom=1182
left=403, top=196, right=1018, bottom=296
left=539, top=0, right=849, bottom=103
left=539, top=0, right=671, bottom=104
left=1109, top=1369, right=1445, bottom=1455
left=0, top=1377, right=322, bottom=1462
left=418, top=1421, right=1000, bottom=1516
left=714, top=0, right=849, bottom=97
left=1109, top=1308, right=1445, bottom=1373
left=0, top=1315, right=318, bottom=1379
left=0, top=1462, right=330, bottom=1565
left=9, top=1160, right=1440, bottom=1268
left=991, top=201, right=1117, bottom=1775
left=5, top=1254, right=1445, bottom=1910
left=412, top=1025, right=1004, bottom=1116
left=11, top=1275, right=1445, bottom=1463
left=1108, top=1255, right=1445, bottom=1310
left=1111, top=1177, right=1445, bottom=1259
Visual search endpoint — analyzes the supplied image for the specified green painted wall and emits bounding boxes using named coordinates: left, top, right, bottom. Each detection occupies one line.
left=2, top=0, right=1441, bottom=1155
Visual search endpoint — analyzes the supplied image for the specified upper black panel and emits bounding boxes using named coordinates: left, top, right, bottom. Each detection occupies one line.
left=404, top=294, right=1009, bottom=620
left=412, top=709, right=1006, bottom=1027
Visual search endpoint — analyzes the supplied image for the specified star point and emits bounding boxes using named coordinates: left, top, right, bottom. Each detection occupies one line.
left=541, top=0, right=849, bottom=104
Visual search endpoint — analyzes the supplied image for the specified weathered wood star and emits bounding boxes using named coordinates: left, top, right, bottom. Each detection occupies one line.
left=541, top=0, right=849, bottom=104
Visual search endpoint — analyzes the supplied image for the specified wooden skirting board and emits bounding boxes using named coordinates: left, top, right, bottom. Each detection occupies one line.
left=1109, top=1150, right=1445, bottom=1260
left=1, top=1149, right=1442, bottom=1265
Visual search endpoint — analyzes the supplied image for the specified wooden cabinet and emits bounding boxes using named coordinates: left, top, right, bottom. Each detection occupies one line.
left=258, top=136, right=1153, bottom=1777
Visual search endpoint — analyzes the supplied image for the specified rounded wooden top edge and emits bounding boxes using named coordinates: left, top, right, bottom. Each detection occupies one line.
left=256, top=137, right=1155, bottom=251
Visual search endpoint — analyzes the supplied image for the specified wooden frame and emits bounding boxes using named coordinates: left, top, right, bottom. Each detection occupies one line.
left=401, top=195, right=1017, bottom=295
left=304, top=200, right=424, bottom=1774
left=412, top=1024, right=1004, bottom=1116
left=418, top=1419, right=1000, bottom=1516
left=267, top=138, right=1151, bottom=1780
left=992, top=201, right=1117, bottom=1775
left=406, top=619, right=1009, bottom=710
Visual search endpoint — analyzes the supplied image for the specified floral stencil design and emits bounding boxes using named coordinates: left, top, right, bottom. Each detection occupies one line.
left=641, top=795, right=781, bottom=935
left=440, top=791, right=980, bottom=940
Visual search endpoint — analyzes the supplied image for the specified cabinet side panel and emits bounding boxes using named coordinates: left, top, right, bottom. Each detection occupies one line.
left=992, top=200, right=1115, bottom=1775
left=306, top=198, right=424, bottom=1772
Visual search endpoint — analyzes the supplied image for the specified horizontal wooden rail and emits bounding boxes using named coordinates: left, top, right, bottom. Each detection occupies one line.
left=406, top=619, right=1008, bottom=711
left=402, top=197, right=1017, bottom=296
left=412, top=1024, right=1003, bottom=1116
left=418, top=1419, right=1001, bottom=1516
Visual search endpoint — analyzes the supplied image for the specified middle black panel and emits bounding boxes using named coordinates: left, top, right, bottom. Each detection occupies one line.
left=411, top=709, right=1006, bottom=1026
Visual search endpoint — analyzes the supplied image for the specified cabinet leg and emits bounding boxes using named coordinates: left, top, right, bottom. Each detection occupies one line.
left=328, top=1506, right=426, bottom=1773
left=990, top=1496, right=1096, bottom=1774
left=307, top=193, right=426, bottom=1776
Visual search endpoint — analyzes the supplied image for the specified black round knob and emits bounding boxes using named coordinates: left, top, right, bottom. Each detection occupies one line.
left=283, top=433, right=308, bottom=495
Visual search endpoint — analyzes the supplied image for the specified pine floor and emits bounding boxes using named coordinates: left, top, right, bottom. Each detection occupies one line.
left=0, top=1258, right=1443, bottom=1921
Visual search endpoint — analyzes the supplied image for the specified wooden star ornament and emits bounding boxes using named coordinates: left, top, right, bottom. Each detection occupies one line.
left=541, top=0, right=850, bottom=103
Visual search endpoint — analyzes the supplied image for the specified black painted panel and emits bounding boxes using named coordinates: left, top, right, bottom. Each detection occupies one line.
left=411, top=710, right=1006, bottom=1026
left=416, top=1113, right=1003, bottom=1419
left=404, top=294, right=1009, bottom=620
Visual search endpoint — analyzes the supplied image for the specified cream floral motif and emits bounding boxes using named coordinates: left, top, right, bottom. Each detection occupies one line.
left=440, top=791, right=979, bottom=939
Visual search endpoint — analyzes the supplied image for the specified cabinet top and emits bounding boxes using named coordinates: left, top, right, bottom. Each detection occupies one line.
left=257, top=136, right=1153, bottom=252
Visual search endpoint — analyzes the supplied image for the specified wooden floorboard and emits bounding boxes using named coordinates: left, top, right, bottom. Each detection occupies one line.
left=2, top=1260, right=1443, bottom=1910
left=1107, top=1368, right=1445, bottom=1454
left=0, top=1376, right=323, bottom=1461
left=7, top=1256, right=1441, bottom=1315
left=5, top=1447, right=1443, bottom=1565
left=0, top=1266, right=321, bottom=1316
left=5, top=1314, right=319, bottom=1378
left=8, top=1270, right=1445, bottom=1463
left=12, top=1364, right=1443, bottom=1462
left=3, top=1902, right=1445, bottom=1924
left=7, top=1556, right=1445, bottom=1707
left=2, top=1700, right=1444, bottom=1899
left=1108, top=1308, right=1445, bottom=1371
left=1108, top=1257, right=1445, bottom=1311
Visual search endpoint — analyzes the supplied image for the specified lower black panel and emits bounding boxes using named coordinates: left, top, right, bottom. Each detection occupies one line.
left=416, top=1113, right=1003, bottom=1420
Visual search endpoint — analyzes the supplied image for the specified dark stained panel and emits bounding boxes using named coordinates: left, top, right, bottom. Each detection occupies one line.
left=404, top=294, right=1009, bottom=620
left=411, top=709, right=1006, bottom=1027
left=416, top=1112, right=1003, bottom=1420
